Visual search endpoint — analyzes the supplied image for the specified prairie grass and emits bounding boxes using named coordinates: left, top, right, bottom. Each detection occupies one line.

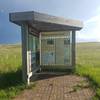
left=0, top=44, right=21, bottom=72
left=0, top=44, right=26, bottom=99
left=76, top=42, right=100, bottom=99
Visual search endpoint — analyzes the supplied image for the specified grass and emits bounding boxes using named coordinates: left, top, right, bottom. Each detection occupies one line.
left=76, top=42, right=100, bottom=99
left=0, top=42, right=100, bottom=99
left=0, top=44, right=36, bottom=99
left=0, top=44, right=21, bottom=73
left=0, top=44, right=27, bottom=99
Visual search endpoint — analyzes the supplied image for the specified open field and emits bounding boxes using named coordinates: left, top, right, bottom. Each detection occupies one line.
left=76, top=42, right=100, bottom=99
left=0, top=42, right=100, bottom=99
left=0, top=44, right=25, bottom=99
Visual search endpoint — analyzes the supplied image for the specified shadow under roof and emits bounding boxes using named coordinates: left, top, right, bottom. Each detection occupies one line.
left=9, top=11, right=83, bottom=32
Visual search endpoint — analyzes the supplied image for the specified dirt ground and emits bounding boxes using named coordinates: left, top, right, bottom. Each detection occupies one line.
left=14, top=74, right=95, bottom=100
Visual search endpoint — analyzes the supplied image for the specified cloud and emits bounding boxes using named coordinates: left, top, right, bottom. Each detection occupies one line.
left=76, top=13, right=100, bottom=42
left=85, top=14, right=100, bottom=24
left=96, top=6, right=100, bottom=14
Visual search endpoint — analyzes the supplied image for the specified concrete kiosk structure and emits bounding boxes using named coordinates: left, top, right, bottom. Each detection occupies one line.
left=9, top=11, right=83, bottom=85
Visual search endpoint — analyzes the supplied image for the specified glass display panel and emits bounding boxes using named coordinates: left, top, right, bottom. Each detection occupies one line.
left=41, top=31, right=72, bottom=66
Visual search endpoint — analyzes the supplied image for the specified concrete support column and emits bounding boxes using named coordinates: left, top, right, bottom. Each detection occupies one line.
left=72, top=30, right=75, bottom=67
left=21, top=23, right=28, bottom=84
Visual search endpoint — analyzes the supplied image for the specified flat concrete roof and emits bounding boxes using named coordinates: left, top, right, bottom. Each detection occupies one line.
left=9, top=11, right=83, bottom=32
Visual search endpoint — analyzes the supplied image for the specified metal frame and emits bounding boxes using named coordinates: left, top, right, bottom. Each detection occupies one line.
left=39, top=33, right=42, bottom=66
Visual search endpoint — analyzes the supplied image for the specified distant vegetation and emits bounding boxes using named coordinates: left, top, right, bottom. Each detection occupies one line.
left=0, top=44, right=21, bottom=73
left=0, top=42, right=100, bottom=99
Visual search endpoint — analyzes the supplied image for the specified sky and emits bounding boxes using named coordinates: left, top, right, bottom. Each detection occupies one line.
left=0, top=0, right=100, bottom=44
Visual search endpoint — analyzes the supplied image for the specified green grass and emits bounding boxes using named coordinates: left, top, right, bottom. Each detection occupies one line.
left=0, top=44, right=36, bottom=99
left=0, top=42, right=100, bottom=99
left=0, top=44, right=26, bottom=99
left=76, top=42, right=100, bottom=99
left=0, top=44, right=21, bottom=73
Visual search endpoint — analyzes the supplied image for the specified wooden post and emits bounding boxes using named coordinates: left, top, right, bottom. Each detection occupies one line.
left=72, top=30, right=75, bottom=67
left=21, top=23, right=28, bottom=84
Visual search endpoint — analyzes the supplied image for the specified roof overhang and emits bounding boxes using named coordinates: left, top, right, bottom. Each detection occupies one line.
left=9, top=11, right=83, bottom=32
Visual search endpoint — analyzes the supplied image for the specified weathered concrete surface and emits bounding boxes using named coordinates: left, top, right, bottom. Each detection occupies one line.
left=14, top=75, right=95, bottom=100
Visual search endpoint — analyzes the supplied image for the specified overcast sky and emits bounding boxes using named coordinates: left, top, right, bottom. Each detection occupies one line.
left=0, top=0, right=100, bottom=43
